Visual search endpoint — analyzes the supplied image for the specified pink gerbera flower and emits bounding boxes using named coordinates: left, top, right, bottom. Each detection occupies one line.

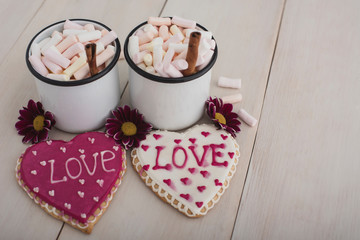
left=15, top=99, right=56, bottom=144
left=105, top=105, right=152, bottom=150
left=205, top=97, right=241, bottom=137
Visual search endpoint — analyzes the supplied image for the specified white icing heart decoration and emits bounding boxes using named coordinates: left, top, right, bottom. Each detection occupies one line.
left=64, top=203, right=71, bottom=209
left=49, top=190, right=55, bottom=196
left=31, top=170, right=37, bottom=175
left=113, top=146, right=119, bottom=151
left=93, top=196, right=99, bottom=202
left=60, top=147, right=66, bottom=153
left=131, top=124, right=240, bottom=217
left=78, top=191, right=85, bottom=198
left=40, top=161, right=46, bottom=166
left=79, top=179, right=85, bottom=185
left=78, top=149, right=85, bottom=154
left=96, top=179, right=104, bottom=187
left=32, top=151, right=37, bottom=156
left=33, top=187, right=39, bottom=193
left=88, top=137, right=95, bottom=144
left=81, top=213, right=86, bottom=218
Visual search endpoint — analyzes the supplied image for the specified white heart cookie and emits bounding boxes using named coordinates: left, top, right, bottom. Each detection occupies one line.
left=131, top=124, right=240, bottom=217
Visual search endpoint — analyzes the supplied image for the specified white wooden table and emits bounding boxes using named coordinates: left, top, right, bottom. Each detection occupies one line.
left=1, top=0, right=359, bottom=239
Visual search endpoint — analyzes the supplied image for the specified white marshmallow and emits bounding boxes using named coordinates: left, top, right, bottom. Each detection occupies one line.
left=222, top=93, right=243, bottom=104
left=237, top=109, right=257, bottom=127
left=41, top=32, right=63, bottom=54
left=218, top=76, right=242, bottom=89
left=46, top=74, right=70, bottom=81
left=63, top=29, right=87, bottom=36
left=77, top=30, right=102, bottom=43
left=128, top=36, right=139, bottom=59
left=31, top=43, right=41, bottom=58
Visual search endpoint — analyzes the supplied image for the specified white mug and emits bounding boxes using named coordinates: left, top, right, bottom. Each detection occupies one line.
left=124, top=20, right=218, bottom=130
left=26, top=19, right=121, bottom=133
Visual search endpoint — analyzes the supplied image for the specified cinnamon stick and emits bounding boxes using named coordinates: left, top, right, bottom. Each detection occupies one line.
left=85, top=43, right=99, bottom=76
left=182, top=32, right=201, bottom=77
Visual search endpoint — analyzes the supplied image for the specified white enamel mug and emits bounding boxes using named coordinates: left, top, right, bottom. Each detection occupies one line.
left=124, top=20, right=218, bottom=130
left=26, top=19, right=121, bottom=133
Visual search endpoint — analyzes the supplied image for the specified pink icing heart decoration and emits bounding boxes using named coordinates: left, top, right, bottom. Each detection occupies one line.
left=220, top=134, right=228, bottom=140
left=141, top=144, right=149, bottom=152
left=228, top=152, right=235, bottom=159
left=131, top=124, right=240, bottom=217
left=153, top=134, right=162, bottom=140
left=201, top=131, right=210, bottom=137
left=15, top=132, right=126, bottom=234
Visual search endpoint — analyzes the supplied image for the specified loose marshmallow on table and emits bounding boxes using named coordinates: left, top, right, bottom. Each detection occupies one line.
left=221, top=93, right=243, bottom=104
left=237, top=108, right=257, bottom=127
left=28, top=19, right=118, bottom=81
left=218, top=76, right=242, bottom=89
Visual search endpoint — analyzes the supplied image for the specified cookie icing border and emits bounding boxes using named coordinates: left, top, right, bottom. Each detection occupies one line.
left=15, top=149, right=126, bottom=233
left=131, top=124, right=240, bottom=217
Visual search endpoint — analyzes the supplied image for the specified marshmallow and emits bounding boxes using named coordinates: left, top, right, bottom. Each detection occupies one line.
left=163, top=47, right=175, bottom=67
left=174, top=49, right=188, bottom=60
left=133, top=50, right=150, bottom=64
left=70, top=56, right=79, bottom=65
left=31, top=43, right=41, bottom=58
left=209, top=39, right=216, bottom=50
left=164, top=63, right=183, bottom=78
left=84, top=24, right=95, bottom=32
left=163, top=33, right=184, bottom=51
left=96, top=46, right=115, bottom=66
left=237, top=109, right=257, bottom=127
left=43, top=48, right=70, bottom=68
left=138, top=31, right=154, bottom=45
left=154, top=63, right=169, bottom=77
left=222, top=94, right=243, bottom=104
left=47, top=74, right=70, bottom=81
left=172, top=16, right=196, bottom=29
left=64, top=19, right=84, bottom=30
left=96, top=42, right=105, bottom=55
left=51, top=31, right=63, bottom=38
left=63, top=29, right=87, bottom=36
left=169, top=43, right=188, bottom=53
left=38, top=37, right=50, bottom=48
left=28, top=55, right=48, bottom=76
left=128, top=36, right=139, bottom=59
left=97, top=31, right=117, bottom=46
left=101, top=29, right=109, bottom=36
left=197, top=50, right=214, bottom=70
left=170, top=25, right=185, bottom=40
left=56, top=35, right=78, bottom=53
left=143, top=24, right=159, bottom=37
left=159, top=25, right=170, bottom=41
left=172, top=59, right=188, bottom=70
left=143, top=53, right=153, bottom=67
left=41, top=32, right=63, bottom=54
left=218, top=76, right=242, bottom=89
left=77, top=30, right=102, bottom=43
left=73, top=65, right=90, bottom=80
left=152, top=44, right=163, bottom=66
left=63, top=55, right=87, bottom=77
left=148, top=17, right=171, bottom=26
left=41, top=56, right=63, bottom=74
left=62, top=42, right=85, bottom=59
left=145, top=66, right=156, bottom=74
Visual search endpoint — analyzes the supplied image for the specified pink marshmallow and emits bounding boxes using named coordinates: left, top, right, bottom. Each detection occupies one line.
left=43, top=48, right=70, bottom=68
left=73, top=64, right=90, bottom=80
left=171, top=16, right=196, bottom=29
left=96, top=46, right=115, bottom=66
left=221, top=93, right=243, bottom=104
left=163, top=33, right=183, bottom=51
left=162, top=47, right=175, bottom=67
left=159, top=25, right=170, bottom=41
left=174, top=49, right=187, bottom=60
left=97, top=31, right=117, bottom=46
left=237, top=109, right=257, bottom=127
left=197, top=50, right=214, bottom=70
left=56, top=35, right=78, bottom=53
left=51, top=31, right=63, bottom=38
left=101, top=29, right=109, bottom=36
left=154, top=63, right=170, bottom=77
left=28, top=55, right=49, bottom=76
left=41, top=56, right=63, bottom=74
left=84, top=24, right=95, bottom=32
left=148, top=17, right=171, bottom=26
left=138, top=31, right=154, bottom=45
left=64, top=19, right=84, bottom=30
left=218, top=76, right=242, bottom=89
left=62, top=42, right=84, bottom=59
left=172, top=59, right=188, bottom=70
left=132, top=50, right=150, bottom=64
left=164, top=63, right=183, bottom=78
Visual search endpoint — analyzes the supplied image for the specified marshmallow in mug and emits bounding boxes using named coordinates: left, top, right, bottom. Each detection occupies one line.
left=128, top=16, right=216, bottom=78
left=28, top=19, right=118, bottom=81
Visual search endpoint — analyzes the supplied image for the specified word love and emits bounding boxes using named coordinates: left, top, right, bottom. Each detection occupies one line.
left=49, top=150, right=116, bottom=184
left=152, top=143, right=229, bottom=171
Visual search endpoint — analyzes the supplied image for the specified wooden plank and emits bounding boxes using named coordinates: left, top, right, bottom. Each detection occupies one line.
left=58, top=0, right=285, bottom=239
left=0, top=0, right=44, bottom=65
left=232, top=0, right=360, bottom=239
left=0, top=0, right=164, bottom=239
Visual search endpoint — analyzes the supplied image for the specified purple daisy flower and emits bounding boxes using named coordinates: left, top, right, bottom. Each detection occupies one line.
left=205, top=97, right=241, bottom=137
left=105, top=105, right=152, bottom=150
left=15, top=99, right=56, bottom=144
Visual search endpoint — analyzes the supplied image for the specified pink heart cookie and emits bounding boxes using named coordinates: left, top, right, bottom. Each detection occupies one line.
left=15, top=132, right=126, bottom=234
left=131, top=124, right=240, bottom=217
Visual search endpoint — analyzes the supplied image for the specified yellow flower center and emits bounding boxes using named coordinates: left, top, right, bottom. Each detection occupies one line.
left=215, top=112, right=226, bottom=125
left=33, top=115, right=45, bottom=131
left=121, top=122, right=137, bottom=136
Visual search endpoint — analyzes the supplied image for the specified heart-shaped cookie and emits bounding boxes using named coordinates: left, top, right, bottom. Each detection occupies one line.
left=15, top=132, right=126, bottom=233
left=131, top=124, right=240, bottom=217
